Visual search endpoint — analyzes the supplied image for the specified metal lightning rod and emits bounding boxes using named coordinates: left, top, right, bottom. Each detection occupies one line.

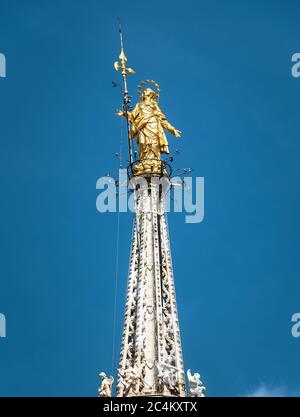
left=114, top=21, right=135, bottom=166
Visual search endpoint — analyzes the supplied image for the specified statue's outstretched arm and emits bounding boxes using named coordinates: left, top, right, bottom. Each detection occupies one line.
left=161, top=116, right=181, bottom=137
left=158, top=106, right=181, bottom=137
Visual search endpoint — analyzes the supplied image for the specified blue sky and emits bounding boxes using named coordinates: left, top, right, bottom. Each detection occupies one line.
left=0, top=0, right=300, bottom=396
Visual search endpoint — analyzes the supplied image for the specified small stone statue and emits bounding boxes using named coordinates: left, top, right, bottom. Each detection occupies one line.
left=187, top=369, right=206, bottom=397
left=157, top=362, right=179, bottom=395
left=98, top=372, right=114, bottom=397
left=117, top=365, right=140, bottom=396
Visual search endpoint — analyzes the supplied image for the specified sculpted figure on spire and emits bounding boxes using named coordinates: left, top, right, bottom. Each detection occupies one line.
left=117, top=81, right=181, bottom=175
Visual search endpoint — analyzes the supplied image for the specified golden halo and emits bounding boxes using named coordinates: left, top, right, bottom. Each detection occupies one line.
left=138, top=79, right=160, bottom=100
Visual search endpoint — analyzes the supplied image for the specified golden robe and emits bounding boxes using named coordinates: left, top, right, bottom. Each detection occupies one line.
left=129, top=99, right=177, bottom=161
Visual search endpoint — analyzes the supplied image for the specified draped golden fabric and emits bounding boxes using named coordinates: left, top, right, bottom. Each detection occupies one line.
left=128, top=88, right=181, bottom=175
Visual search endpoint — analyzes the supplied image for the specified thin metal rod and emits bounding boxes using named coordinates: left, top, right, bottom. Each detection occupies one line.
left=118, top=20, right=133, bottom=165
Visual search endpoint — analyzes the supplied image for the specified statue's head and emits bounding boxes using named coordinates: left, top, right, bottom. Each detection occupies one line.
left=138, top=80, right=160, bottom=101
left=194, top=373, right=201, bottom=382
left=141, top=88, right=156, bottom=101
left=99, top=372, right=106, bottom=380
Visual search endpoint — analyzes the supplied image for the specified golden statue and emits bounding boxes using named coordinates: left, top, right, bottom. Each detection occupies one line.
left=114, top=44, right=181, bottom=175
left=117, top=84, right=181, bottom=175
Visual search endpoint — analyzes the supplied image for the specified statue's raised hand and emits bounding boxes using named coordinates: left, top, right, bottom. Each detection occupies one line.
left=116, top=109, right=125, bottom=117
